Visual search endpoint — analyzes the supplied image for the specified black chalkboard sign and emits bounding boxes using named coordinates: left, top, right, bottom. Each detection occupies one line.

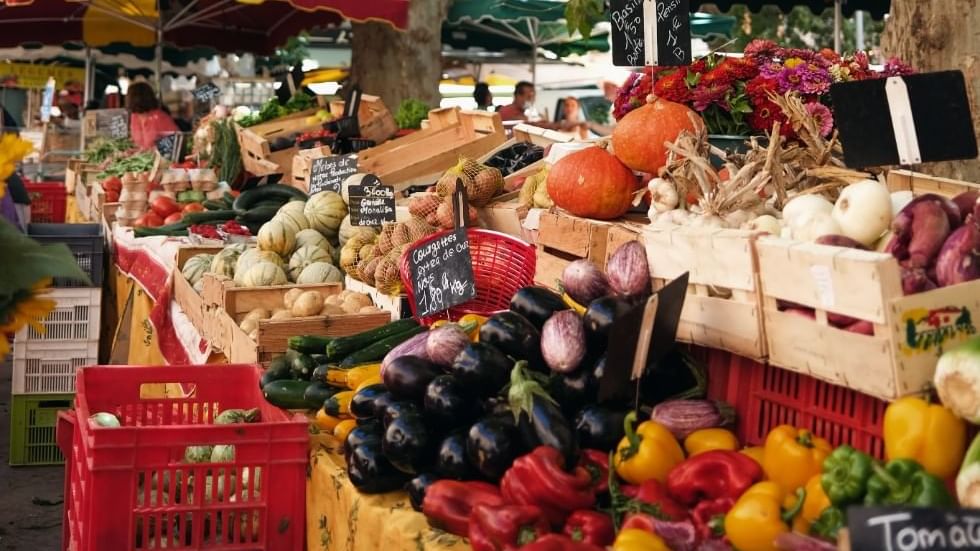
left=155, top=133, right=183, bottom=160
left=407, top=228, right=477, bottom=318
left=349, top=175, right=396, bottom=227
left=610, top=0, right=645, bottom=66
left=653, top=0, right=692, bottom=66
left=95, top=109, right=129, bottom=139
left=308, top=154, right=358, bottom=195
left=192, top=82, right=221, bottom=102
left=848, top=506, right=980, bottom=550
left=831, top=71, right=977, bottom=169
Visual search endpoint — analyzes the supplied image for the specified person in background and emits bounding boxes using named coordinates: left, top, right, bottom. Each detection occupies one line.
left=497, top=81, right=576, bottom=132
left=473, top=82, right=493, bottom=111
left=126, top=81, right=179, bottom=150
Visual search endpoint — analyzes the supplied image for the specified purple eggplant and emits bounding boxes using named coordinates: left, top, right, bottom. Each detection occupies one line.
left=540, top=310, right=587, bottom=373
left=649, top=399, right=736, bottom=440
left=562, top=260, right=611, bottom=305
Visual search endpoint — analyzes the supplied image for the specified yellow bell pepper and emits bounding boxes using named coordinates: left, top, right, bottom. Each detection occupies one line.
left=884, top=396, right=966, bottom=479
left=614, top=412, right=685, bottom=484
left=612, top=529, right=671, bottom=551
left=458, top=314, right=487, bottom=340
left=792, top=474, right=831, bottom=534
left=741, top=446, right=766, bottom=469
left=762, top=425, right=831, bottom=494
left=725, top=481, right=803, bottom=551
left=684, top=428, right=739, bottom=456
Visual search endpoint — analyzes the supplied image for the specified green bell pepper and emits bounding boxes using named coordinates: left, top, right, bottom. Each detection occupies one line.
left=810, top=506, right=844, bottom=540
left=821, top=445, right=873, bottom=506
left=864, top=458, right=954, bottom=507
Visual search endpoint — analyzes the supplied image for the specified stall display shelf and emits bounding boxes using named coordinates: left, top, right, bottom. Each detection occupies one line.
left=328, top=95, right=398, bottom=145
left=237, top=108, right=324, bottom=182
left=11, top=339, right=98, bottom=395
left=344, top=276, right=409, bottom=321
left=9, top=392, right=74, bottom=466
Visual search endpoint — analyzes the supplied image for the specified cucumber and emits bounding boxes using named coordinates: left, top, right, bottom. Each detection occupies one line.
left=134, top=221, right=190, bottom=237
left=325, top=319, right=420, bottom=361
left=232, top=184, right=307, bottom=211
left=289, top=335, right=335, bottom=355
left=236, top=204, right=281, bottom=225
left=202, top=199, right=227, bottom=211
left=222, top=191, right=237, bottom=207
left=263, top=380, right=312, bottom=409
left=304, top=381, right=339, bottom=409
left=184, top=209, right=236, bottom=224
left=339, top=325, right=427, bottom=368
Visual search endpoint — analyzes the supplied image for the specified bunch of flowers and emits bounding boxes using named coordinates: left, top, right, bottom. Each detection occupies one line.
left=613, top=40, right=915, bottom=138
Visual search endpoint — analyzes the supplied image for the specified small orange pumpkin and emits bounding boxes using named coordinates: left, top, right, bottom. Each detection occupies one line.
left=546, top=142, right=637, bottom=220
left=612, top=97, right=703, bottom=175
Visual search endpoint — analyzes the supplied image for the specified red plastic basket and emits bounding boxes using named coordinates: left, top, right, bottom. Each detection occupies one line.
left=704, top=348, right=887, bottom=458
left=58, top=364, right=309, bottom=551
left=399, top=228, right=536, bottom=324
left=25, top=181, right=66, bottom=223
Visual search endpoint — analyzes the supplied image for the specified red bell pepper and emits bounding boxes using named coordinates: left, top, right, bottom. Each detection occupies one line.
left=469, top=504, right=550, bottom=551
left=578, top=449, right=610, bottom=494
left=620, top=479, right=689, bottom=521
left=517, top=534, right=606, bottom=551
left=422, top=480, right=505, bottom=536
left=666, top=450, right=762, bottom=506
left=562, top=510, right=614, bottom=546
left=500, top=446, right=596, bottom=527
left=690, top=496, right=735, bottom=542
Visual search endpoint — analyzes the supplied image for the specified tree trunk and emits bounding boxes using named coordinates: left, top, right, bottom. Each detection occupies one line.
left=881, top=0, right=980, bottom=182
left=349, top=0, right=451, bottom=110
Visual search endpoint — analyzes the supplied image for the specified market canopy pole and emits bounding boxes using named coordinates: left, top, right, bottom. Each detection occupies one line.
left=834, top=0, right=843, bottom=53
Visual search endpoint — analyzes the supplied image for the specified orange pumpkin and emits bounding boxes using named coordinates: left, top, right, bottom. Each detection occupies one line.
left=546, top=143, right=637, bottom=220
left=611, top=97, right=703, bottom=174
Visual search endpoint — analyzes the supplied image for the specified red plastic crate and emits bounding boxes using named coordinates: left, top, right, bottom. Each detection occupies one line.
left=704, top=348, right=887, bottom=459
left=25, top=181, right=66, bottom=223
left=58, top=364, right=309, bottom=551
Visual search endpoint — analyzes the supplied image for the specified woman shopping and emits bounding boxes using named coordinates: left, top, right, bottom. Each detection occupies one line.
left=127, top=81, right=179, bottom=150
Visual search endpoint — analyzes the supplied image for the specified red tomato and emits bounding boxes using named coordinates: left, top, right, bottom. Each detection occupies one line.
left=103, top=177, right=122, bottom=193
left=150, top=196, right=180, bottom=218
left=105, top=191, right=120, bottom=203
left=141, top=211, right=164, bottom=227
left=163, top=212, right=183, bottom=224
left=182, top=202, right=205, bottom=214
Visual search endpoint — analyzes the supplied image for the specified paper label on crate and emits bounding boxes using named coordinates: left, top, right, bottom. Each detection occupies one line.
left=847, top=506, right=980, bottom=551
left=898, top=305, right=977, bottom=357
left=523, top=208, right=544, bottom=231
left=809, top=265, right=835, bottom=308
left=885, top=76, right=922, bottom=165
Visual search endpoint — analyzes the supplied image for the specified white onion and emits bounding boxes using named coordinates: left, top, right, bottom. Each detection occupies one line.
left=832, top=179, right=892, bottom=246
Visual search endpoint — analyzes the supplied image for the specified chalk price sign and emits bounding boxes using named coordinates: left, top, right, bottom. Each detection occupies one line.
left=309, top=154, right=358, bottom=195
left=348, top=176, right=396, bottom=227
left=610, top=0, right=644, bottom=66
left=848, top=506, right=980, bottom=551
left=407, top=228, right=477, bottom=318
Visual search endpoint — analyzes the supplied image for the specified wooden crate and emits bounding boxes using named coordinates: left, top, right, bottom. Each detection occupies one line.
left=290, top=145, right=333, bottom=190
left=173, top=246, right=224, bottom=337
left=355, top=107, right=506, bottom=191
left=757, top=237, right=980, bottom=401
left=757, top=170, right=980, bottom=401
left=639, top=225, right=766, bottom=361
left=344, top=276, right=409, bottom=321
left=64, top=159, right=92, bottom=194
left=534, top=211, right=616, bottom=289
left=236, top=109, right=321, bottom=182
left=200, top=274, right=390, bottom=364
left=328, top=95, right=398, bottom=145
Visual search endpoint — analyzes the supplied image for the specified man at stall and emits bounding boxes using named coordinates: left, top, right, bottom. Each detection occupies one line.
left=497, top=81, right=580, bottom=132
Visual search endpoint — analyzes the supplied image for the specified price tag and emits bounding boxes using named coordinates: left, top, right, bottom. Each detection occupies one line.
left=155, top=133, right=181, bottom=160
left=308, top=154, right=358, bottom=195
left=610, top=0, right=691, bottom=67
left=847, top=506, right=980, bottom=550
left=95, top=109, right=129, bottom=139
left=348, top=175, right=396, bottom=227
left=407, top=228, right=477, bottom=319
left=610, top=0, right=645, bottom=66
left=192, top=82, right=221, bottom=103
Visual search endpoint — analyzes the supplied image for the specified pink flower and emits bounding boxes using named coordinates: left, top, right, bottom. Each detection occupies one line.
left=806, top=102, right=834, bottom=137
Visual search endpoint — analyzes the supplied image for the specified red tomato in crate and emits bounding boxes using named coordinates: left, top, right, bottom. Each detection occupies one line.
left=150, top=196, right=180, bottom=218
left=135, top=211, right=164, bottom=228
left=164, top=212, right=183, bottom=225
left=182, top=203, right=205, bottom=214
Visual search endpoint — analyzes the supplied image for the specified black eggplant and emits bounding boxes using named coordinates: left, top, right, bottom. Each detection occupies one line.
left=383, top=401, right=421, bottom=430
left=467, top=417, right=525, bottom=481
left=383, top=413, right=432, bottom=474
left=478, top=312, right=544, bottom=368
left=406, top=473, right=439, bottom=512
left=436, top=430, right=475, bottom=480
left=372, top=392, right=399, bottom=422
left=424, top=375, right=477, bottom=428
left=638, top=348, right=707, bottom=404
left=509, top=361, right=578, bottom=466
left=583, top=296, right=636, bottom=354
left=383, top=356, right=441, bottom=401
left=548, top=362, right=599, bottom=416
left=356, top=418, right=383, bottom=430
left=344, top=424, right=382, bottom=458
left=347, top=439, right=408, bottom=494
left=450, top=343, right=512, bottom=396
left=574, top=405, right=628, bottom=451
left=303, top=381, right=338, bottom=410
left=350, top=384, right=389, bottom=420
left=510, top=287, right=569, bottom=329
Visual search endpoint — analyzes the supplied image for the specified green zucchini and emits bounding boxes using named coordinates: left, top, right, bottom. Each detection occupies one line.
left=222, top=191, right=237, bottom=207
left=262, top=380, right=312, bottom=409
left=304, top=381, right=339, bottom=409
left=133, top=221, right=190, bottom=237
left=339, top=325, right=427, bottom=368
left=232, top=184, right=307, bottom=212
left=184, top=209, right=236, bottom=224
left=202, top=199, right=227, bottom=211
left=290, top=353, right=316, bottom=380
left=236, top=204, right=281, bottom=224
left=289, top=335, right=335, bottom=355
left=259, top=355, right=294, bottom=389
left=325, top=319, right=420, bottom=361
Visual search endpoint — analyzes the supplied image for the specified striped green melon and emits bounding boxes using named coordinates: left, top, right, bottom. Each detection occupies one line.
left=182, top=254, right=213, bottom=286
left=209, top=244, right=246, bottom=278
left=276, top=200, right=310, bottom=234
left=294, top=229, right=336, bottom=256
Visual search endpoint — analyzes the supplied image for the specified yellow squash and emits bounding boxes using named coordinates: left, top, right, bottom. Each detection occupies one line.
left=612, top=529, right=670, bottom=551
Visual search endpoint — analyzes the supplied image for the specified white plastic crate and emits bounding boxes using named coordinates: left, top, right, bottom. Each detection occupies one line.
left=11, top=339, right=98, bottom=394
left=14, top=288, right=101, bottom=342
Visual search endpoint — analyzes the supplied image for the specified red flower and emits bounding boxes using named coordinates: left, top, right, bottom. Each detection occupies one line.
left=718, top=57, right=759, bottom=80
left=746, top=76, right=778, bottom=103
left=692, top=82, right=729, bottom=111
left=654, top=72, right=691, bottom=103
left=689, top=59, right=708, bottom=73
left=748, top=98, right=792, bottom=136
left=700, top=67, right=735, bottom=88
